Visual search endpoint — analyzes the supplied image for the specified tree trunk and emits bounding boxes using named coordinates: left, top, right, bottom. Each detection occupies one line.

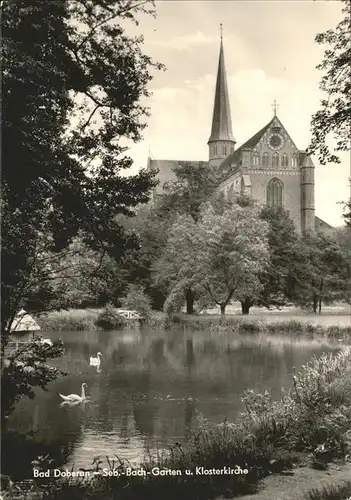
left=220, top=303, right=226, bottom=316
left=185, top=289, right=195, bottom=315
left=318, top=279, right=324, bottom=314
left=241, top=298, right=251, bottom=315
left=313, top=292, right=318, bottom=313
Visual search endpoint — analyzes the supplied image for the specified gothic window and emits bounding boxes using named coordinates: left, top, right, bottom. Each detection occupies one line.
left=281, top=153, right=289, bottom=168
left=214, top=145, right=217, bottom=156
left=253, top=153, right=260, bottom=166
left=223, top=145, right=227, bottom=156
left=262, top=153, right=269, bottom=168
left=292, top=155, right=298, bottom=168
left=267, top=178, right=283, bottom=208
left=272, top=153, right=279, bottom=168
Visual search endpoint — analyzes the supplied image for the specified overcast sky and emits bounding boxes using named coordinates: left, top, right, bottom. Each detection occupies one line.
left=126, top=0, right=349, bottom=227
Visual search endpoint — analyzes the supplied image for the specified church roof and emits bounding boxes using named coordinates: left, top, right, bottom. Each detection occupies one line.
left=315, top=216, right=334, bottom=232
left=208, top=38, right=235, bottom=144
left=148, top=159, right=207, bottom=192
left=219, top=117, right=275, bottom=171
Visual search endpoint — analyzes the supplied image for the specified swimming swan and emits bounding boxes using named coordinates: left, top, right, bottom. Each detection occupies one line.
left=90, top=352, right=103, bottom=367
left=59, top=383, right=88, bottom=403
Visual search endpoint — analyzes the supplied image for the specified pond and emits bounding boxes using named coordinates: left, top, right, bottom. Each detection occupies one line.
left=4, top=326, right=345, bottom=479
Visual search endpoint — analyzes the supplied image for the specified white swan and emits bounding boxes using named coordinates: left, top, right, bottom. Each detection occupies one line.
left=59, top=383, right=88, bottom=403
left=90, top=352, right=103, bottom=367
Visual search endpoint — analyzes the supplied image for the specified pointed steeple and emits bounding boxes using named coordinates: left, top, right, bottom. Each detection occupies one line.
left=208, top=25, right=235, bottom=167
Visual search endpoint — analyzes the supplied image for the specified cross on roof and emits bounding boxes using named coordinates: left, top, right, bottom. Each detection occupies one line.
left=272, top=98, right=280, bottom=116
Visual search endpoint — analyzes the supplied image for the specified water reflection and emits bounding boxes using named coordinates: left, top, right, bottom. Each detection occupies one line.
left=5, top=327, right=342, bottom=478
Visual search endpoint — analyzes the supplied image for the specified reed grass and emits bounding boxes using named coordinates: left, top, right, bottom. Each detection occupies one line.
left=151, top=313, right=351, bottom=341
left=307, top=480, right=351, bottom=500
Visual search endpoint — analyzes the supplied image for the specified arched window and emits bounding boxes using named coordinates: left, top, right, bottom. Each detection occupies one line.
left=267, top=178, right=283, bottom=208
left=223, top=145, right=227, bottom=156
left=291, top=155, right=298, bottom=168
left=281, top=153, right=289, bottom=168
left=214, top=145, right=217, bottom=156
left=253, top=153, right=260, bottom=166
left=262, top=152, right=269, bottom=168
left=272, top=153, right=279, bottom=168
left=230, top=146, right=234, bottom=154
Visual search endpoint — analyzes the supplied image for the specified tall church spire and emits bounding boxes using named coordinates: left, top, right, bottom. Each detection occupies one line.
left=208, top=25, right=235, bottom=166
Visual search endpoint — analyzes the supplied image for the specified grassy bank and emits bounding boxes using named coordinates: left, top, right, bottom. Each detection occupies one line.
left=155, top=314, right=351, bottom=341
left=5, top=349, right=351, bottom=500
left=37, top=309, right=351, bottom=342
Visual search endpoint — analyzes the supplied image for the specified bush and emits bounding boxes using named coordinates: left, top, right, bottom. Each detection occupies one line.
left=95, top=305, right=127, bottom=330
left=238, top=321, right=261, bottom=334
left=307, top=481, right=351, bottom=500
left=38, top=309, right=98, bottom=331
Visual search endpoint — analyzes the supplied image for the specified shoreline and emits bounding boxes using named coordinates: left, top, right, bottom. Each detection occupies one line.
left=36, top=308, right=351, bottom=343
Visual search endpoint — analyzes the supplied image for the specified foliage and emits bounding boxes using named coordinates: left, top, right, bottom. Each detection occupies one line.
left=38, top=309, right=100, bottom=331
left=260, top=207, right=301, bottom=303
left=119, top=204, right=173, bottom=310
left=342, top=198, right=351, bottom=227
left=309, top=0, right=351, bottom=164
left=2, top=0, right=161, bottom=338
left=122, top=162, right=222, bottom=312
left=293, top=232, right=348, bottom=312
left=239, top=207, right=301, bottom=314
left=1, top=340, right=65, bottom=423
left=155, top=202, right=270, bottom=315
left=119, top=284, right=152, bottom=314
left=155, top=161, right=219, bottom=222
left=307, top=481, right=351, bottom=500
left=334, top=226, right=351, bottom=304
left=1, top=0, right=161, bottom=427
left=95, top=304, right=127, bottom=330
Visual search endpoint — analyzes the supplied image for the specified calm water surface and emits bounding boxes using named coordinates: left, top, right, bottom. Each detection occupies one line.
left=7, top=325, right=345, bottom=475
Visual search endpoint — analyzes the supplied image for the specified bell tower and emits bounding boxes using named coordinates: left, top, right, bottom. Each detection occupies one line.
left=208, top=24, right=236, bottom=167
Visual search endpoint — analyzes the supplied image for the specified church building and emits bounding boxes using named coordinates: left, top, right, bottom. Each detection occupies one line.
left=147, top=29, right=332, bottom=234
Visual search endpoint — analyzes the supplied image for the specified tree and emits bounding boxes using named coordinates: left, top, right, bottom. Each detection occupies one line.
left=123, top=162, right=220, bottom=313
left=294, top=232, right=347, bottom=313
left=119, top=204, right=173, bottom=310
left=1, top=0, right=161, bottom=423
left=309, top=0, right=351, bottom=165
left=342, top=198, right=351, bottom=227
left=155, top=161, right=218, bottom=221
left=120, top=284, right=152, bottom=315
left=153, top=214, right=204, bottom=315
left=251, top=207, right=302, bottom=313
left=1, top=341, right=65, bottom=428
left=155, top=203, right=270, bottom=316
left=334, top=226, right=351, bottom=305
left=2, top=0, right=162, bottom=339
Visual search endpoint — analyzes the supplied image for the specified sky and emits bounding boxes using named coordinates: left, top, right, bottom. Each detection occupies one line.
left=125, top=0, right=350, bottom=227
